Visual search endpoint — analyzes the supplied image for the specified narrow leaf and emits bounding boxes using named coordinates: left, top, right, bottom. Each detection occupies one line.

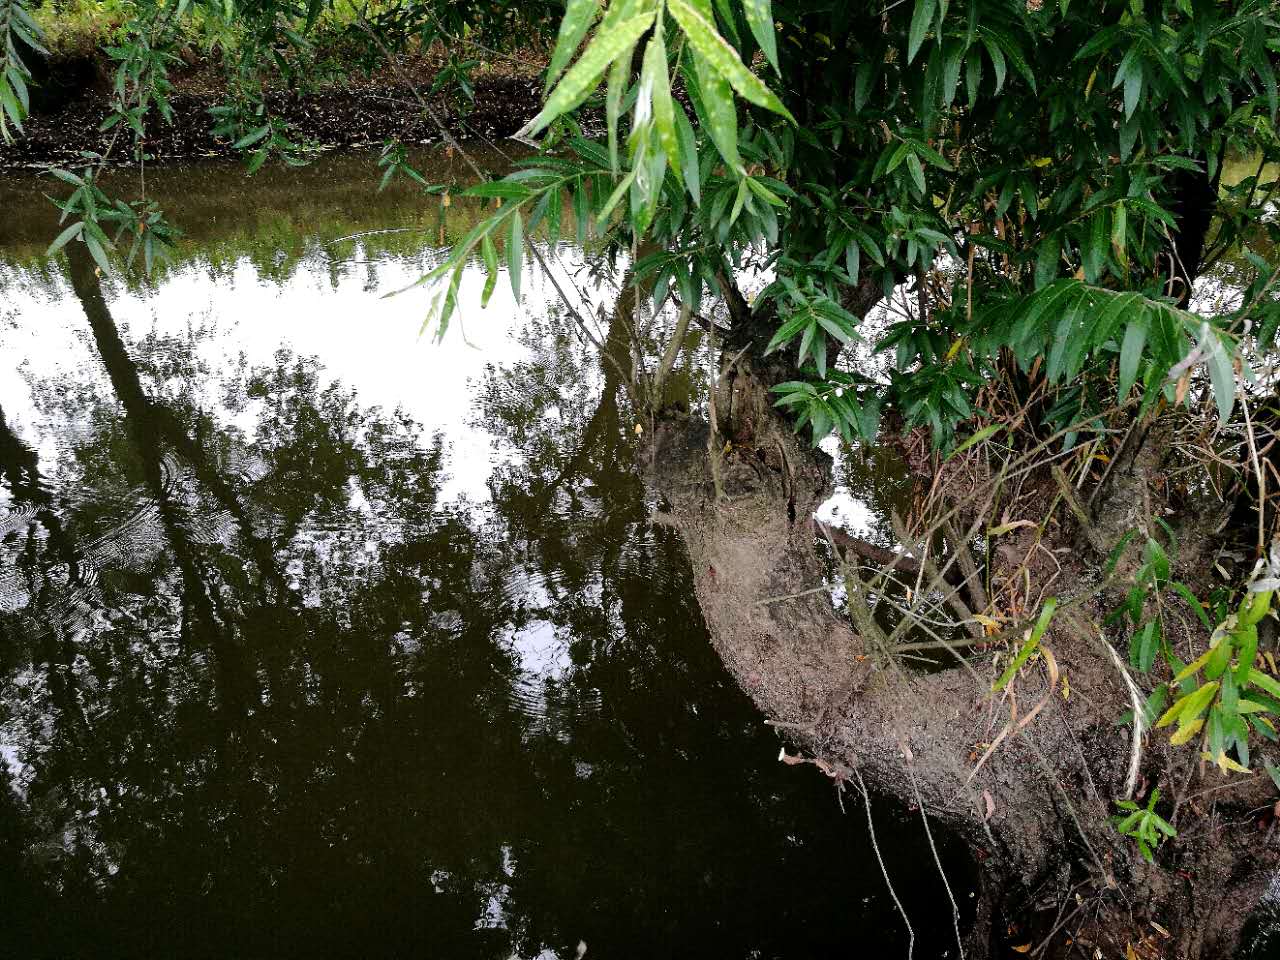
left=742, top=0, right=780, bottom=74
left=668, top=0, right=794, bottom=121
left=508, top=211, right=523, bottom=301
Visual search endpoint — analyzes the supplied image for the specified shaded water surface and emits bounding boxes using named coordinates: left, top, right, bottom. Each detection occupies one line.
left=0, top=151, right=971, bottom=959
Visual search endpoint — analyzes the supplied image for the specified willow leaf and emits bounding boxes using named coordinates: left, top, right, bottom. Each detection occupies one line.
left=908, top=0, right=936, bottom=65
left=742, top=0, right=779, bottom=73
left=668, top=0, right=794, bottom=121
left=545, top=0, right=600, bottom=92
left=644, top=30, right=683, bottom=188
left=508, top=210, right=523, bottom=301
left=527, top=10, right=657, bottom=135
left=690, top=50, right=741, bottom=172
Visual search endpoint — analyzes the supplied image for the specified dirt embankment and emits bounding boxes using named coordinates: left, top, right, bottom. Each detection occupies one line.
left=645, top=355, right=1280, bottom=959
left=0, top=50, right=546, bottom=169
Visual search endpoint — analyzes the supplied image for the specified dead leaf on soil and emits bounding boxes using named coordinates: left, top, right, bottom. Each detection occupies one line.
left=982, top=789, right=995, bottom=821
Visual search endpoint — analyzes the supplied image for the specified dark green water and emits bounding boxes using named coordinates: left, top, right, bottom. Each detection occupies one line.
left=0, top=151, right=973, bottom=959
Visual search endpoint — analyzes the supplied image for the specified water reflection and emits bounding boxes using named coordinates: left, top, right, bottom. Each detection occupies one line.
left=0, top=152, right=970, bottom=958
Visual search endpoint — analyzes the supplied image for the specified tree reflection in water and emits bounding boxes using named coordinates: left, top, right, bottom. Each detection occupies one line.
left=0, top=211, right=969, bottom=960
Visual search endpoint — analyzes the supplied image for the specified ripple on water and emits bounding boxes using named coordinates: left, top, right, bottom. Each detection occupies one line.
left=0, top=501, right=37, bottom=536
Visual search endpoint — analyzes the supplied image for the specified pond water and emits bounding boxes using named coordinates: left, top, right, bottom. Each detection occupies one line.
left=0, top=150, right=973, bottom=958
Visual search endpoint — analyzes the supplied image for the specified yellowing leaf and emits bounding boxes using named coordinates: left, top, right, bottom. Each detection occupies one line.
left=1172, top=648, right=1213, bottom=684
left=1156, top=681, right=1218, bottom=729
left=1204, top=750, right=1251, bottom=774
left=1169, top=717, right=1204, bottom=745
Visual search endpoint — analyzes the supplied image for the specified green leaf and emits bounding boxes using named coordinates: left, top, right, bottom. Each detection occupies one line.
left=844, top=239, right=860, bottom=285
left=1104, top=528, right=1138, bottom=575
left=233, top=124, right=271, bottom=149
left=463, top=181, right=534, bottom=200
left=545, top=0, right=600, bottom=92
left=45, top=221, right=84, bottom=256
left=508, top=210, right=524, bottom=301
left=993, top=597, right=1058, bottom=691
left=1248, top=668, right=1280, bottom=703
left=984, top=37, right=1006, bottom=94
left=946, top=423, right=1002, bottom=461
left=48, top=168, right=86, bottom=188
left=1035, top=234, right=1060, bottom=289
left=1130, top=619, right=1160, bottom=672
left=0, top=80, right=24, bottom=134
left=84, top=233, right=112, bottom=275
left=1156, top=680, right=1219, bottom=729
left=644, top=30, right=683, bottom=189
left=1118, top=316, right=1148, bottom=403
left=668, top=0, right=794, bottom=121
left=965, top=50, right=983, bottom=107
left=729, top=176, right=749, bottom=225
left=674, top=104, right=701, bottom=205
left=907, top=0, right=937, bottom=65
left=605, top=45, right=630, bottom=174
left=597, top=165, right=637, bottom=225
left=1169, top=582, right=1212, bottom=630
left=528, top=10, right=657, bottom=135
left=1267, top=761, right=1280, bottom=793
left=1201, top=326, right=1236, bottom=426
left=1124, top=63, right=1143, bottom=122
left=1092, top=289, right=1139, bottom=345
left=912, top=140, right=954, bottom=171
left=905, top=151, right=926, bottom=194
left=813, top=310, right=854, bottom=345
left=480, top=233, right=499, bottom=308
left=690, top=50, right=741, bottom=173
left=1111, top=202, right=1127, bottom=265
left=742, top=0, right=780, bottom=74
left=942, top=44, right=964, bottom=106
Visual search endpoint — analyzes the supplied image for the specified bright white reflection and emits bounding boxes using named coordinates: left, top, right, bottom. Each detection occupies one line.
left=0, top=244, right=607, bottom=505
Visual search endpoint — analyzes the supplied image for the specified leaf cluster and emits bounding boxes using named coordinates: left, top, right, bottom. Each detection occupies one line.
left=1112, top=788, right=1176, bottom=863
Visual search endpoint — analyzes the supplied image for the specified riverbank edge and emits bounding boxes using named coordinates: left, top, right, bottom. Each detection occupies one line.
left=0, top=50, right=546, bottom=169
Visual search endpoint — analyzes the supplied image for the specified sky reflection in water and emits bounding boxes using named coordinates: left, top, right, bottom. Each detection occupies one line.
left=0, top=151, right=970, bottom=959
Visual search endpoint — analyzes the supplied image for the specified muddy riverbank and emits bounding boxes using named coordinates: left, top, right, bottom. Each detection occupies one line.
left=0, top=51, right=545, bottom=168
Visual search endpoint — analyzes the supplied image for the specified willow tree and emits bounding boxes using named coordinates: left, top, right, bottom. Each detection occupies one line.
left=7, top=0, right=1280, bottom=952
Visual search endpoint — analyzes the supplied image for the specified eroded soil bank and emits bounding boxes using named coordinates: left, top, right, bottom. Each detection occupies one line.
left=645, top=359, right=1280, bottom=960
left=0, top=49, right=545, bottom=168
